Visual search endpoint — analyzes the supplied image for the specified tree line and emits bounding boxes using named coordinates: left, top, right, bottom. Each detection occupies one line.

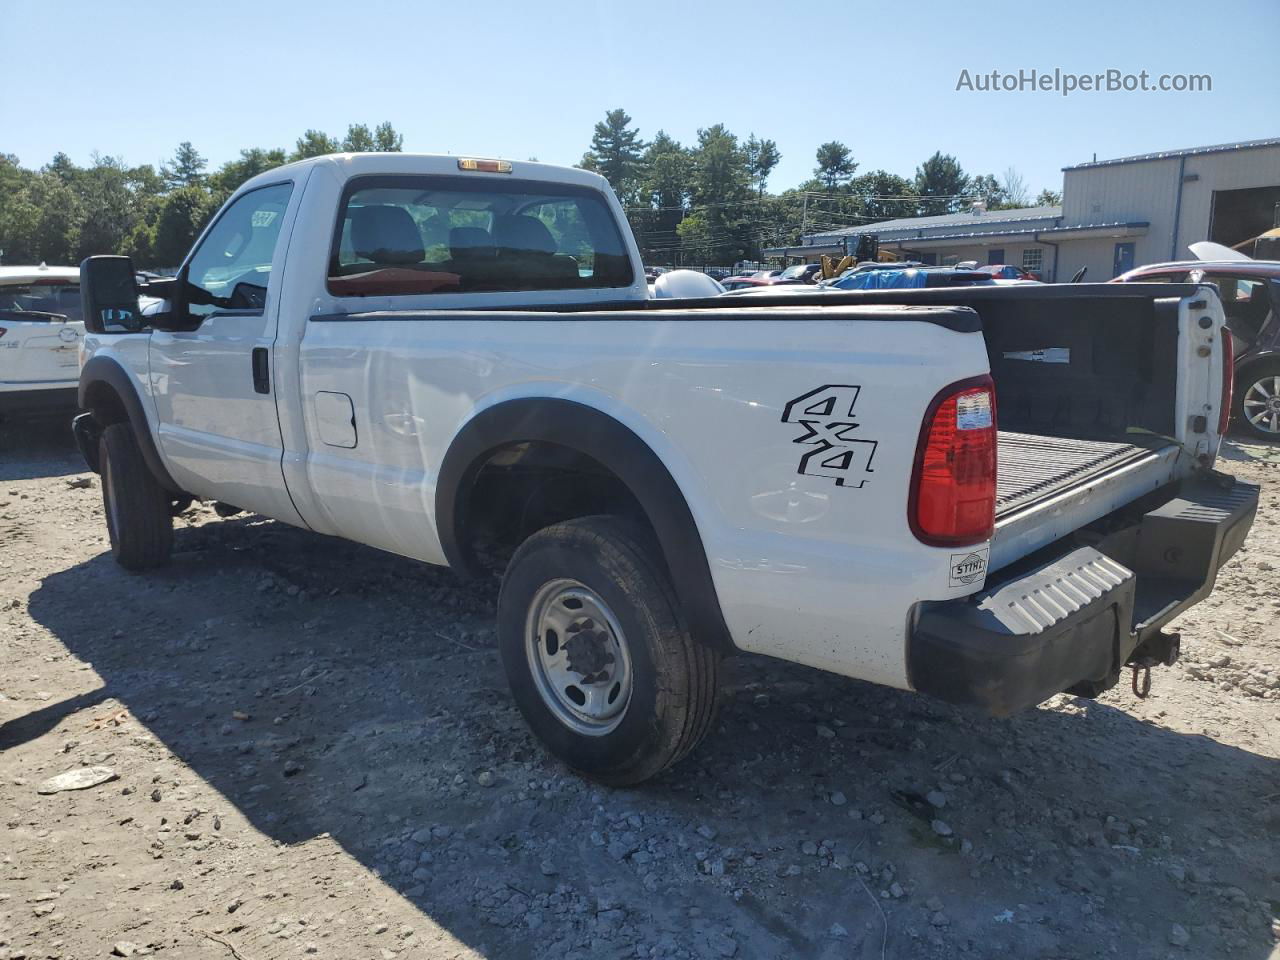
left=0, top=122, right=403, bottom=268
left=0, top=111, right=1062, bottom=269
left=580, top=108, right=1061, bottom=265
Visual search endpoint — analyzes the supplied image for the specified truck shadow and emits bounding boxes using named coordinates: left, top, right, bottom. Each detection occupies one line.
left=0, top=413, right=83, bottom=481
left=20, top=514, right=1280, bottom=960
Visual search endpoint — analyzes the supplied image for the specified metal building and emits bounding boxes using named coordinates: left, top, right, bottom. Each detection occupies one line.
left=789, top=137, right=1280, bottom=281
left=1057, top=138, right=1280, bottom=279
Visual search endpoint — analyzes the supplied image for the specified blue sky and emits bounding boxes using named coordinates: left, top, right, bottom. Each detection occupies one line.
left=3, top=0, right=1276, bottom=197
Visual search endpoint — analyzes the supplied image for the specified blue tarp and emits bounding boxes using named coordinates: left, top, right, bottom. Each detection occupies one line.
left=831, top=269, right=927, bottom=290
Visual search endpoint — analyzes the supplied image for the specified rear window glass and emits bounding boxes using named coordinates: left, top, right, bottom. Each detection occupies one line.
left=0, top=281, right=83, bottom=323
left=327, top=175, right=633, bottom=297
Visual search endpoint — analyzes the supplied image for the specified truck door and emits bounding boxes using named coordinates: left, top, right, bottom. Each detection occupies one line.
left=148, top=180, right=305, bottom=525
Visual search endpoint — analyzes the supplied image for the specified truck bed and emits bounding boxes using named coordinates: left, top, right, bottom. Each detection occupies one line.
left=996, top=432, right=1156, bottom=517
left=990, top=431, right=1183, bottom=571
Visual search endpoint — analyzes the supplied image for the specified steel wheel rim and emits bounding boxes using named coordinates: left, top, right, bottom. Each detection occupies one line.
left=1241, top=375, right=1280, bottom=434
left=525, top=578, right=633, bottom=736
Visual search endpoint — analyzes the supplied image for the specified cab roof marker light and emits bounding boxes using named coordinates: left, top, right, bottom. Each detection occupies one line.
left=457, top=158, right=513, bottom=173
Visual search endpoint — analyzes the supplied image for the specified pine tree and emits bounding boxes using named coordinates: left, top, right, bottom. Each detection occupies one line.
left=814, top=142, right=856, bottom=191
left=582, top=109, right=646, bottom=201
left=744, top=135, right=781, bottom=197
left=914, top=152, right=969, bottom=214
left=161, top=142, right=207, bottom=189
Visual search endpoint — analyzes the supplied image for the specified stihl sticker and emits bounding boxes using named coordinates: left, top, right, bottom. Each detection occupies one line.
left=948, top=548, right=989, bottom=588
left=781, top=385, right=878, bottom=488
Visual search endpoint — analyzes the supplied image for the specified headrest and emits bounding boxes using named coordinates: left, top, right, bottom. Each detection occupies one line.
left=494, top=215, right=558, bottom=255
left=449, top=226, right=496, bottom=259
left=349, top=205, right=424, bottom=265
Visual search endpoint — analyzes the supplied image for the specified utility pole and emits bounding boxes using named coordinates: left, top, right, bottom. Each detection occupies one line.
left=800, top=192, right=809, bottom=239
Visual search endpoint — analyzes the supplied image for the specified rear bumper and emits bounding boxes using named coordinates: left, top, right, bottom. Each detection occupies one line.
left=0, top=384, right=78, bottom=414
left=909, top=474, right=1259, bottom=715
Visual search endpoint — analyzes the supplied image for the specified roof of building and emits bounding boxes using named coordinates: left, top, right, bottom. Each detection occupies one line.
left=874, top=220, right=1149, bottom=246
left=1063, top=137, right=1280, bottom=171
left=807, top=205, right=1062, bottom=240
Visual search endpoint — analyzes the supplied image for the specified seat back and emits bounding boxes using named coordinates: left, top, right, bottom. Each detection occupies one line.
left=348, top=205, right=425, bottom=266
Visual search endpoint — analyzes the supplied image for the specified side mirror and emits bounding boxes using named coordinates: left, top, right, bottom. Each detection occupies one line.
left=80, top=255, right=143, bottom=333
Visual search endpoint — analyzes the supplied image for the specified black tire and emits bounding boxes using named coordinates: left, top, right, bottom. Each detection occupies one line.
left=99, top=423, right=173, bottom=570
left=498, top=516, right=720, bottom=785
left=1235, top=361, right=1280, bottom=441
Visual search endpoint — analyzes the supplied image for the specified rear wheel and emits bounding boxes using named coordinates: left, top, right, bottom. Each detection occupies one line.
left=99, top=423, right=173, bottom=570
left=498, top=516, right=720, bottom=785
left=1236, top=362, right=1280, bottom=440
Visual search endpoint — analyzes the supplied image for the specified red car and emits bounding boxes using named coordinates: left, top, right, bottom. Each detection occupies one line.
left=720, top=275, right=774, bottom=291
left=1113, top=259, right=1280, bottom=439
left=976, top=264, right=1040, bottom=281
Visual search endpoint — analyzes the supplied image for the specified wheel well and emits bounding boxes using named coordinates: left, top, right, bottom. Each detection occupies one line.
left=436, top=397, right=734, bottom=653
left=1235, top=354, right=1280, bottom=388
left=462, top=441, right=656, bottom=572
left=83, top=380, right=129, bottom=425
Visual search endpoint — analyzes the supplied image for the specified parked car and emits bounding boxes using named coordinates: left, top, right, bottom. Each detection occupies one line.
left=720, top=275, right=773, bottom=291
left=0, top=265, right=85, bottom=418
left=1113, top=259, right=1280, bottom=439
left=770, top=263, right=823, bottom=285
left=977, top=264, right=1040, bottom=281
left=73, top=153, right=1254, bottom=785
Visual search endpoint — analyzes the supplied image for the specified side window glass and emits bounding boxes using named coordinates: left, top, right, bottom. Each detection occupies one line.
left=185, top=183, right=294, bottom=317
left=1201, top=274, right=1269, bottom=342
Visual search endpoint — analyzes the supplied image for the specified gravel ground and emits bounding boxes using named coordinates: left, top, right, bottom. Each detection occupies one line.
left=1, top=416, right=1278, bottom=960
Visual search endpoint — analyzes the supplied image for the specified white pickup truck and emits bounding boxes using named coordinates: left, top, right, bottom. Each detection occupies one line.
left=74, top=153, right=1259, bottom=784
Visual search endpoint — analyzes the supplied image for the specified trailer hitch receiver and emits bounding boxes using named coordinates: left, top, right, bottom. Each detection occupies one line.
left=1126, top=630, right=1180, bottom=699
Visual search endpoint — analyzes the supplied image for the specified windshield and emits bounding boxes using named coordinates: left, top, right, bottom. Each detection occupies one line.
left=778, top=265, right=809, bottom=279
left=0, top=281, right=82, bottom=322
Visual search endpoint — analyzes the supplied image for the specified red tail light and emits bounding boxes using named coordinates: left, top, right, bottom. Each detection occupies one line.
left=1218, top=327, right=1234, bottom=436
left=909, top=375, right=997, bottom=546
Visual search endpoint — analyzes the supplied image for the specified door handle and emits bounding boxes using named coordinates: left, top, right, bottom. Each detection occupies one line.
left=251, top=347, right=270, bottom=394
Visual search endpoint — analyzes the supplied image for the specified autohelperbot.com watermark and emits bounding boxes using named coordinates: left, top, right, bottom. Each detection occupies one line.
left=956, top=68, right=1212, bottom=96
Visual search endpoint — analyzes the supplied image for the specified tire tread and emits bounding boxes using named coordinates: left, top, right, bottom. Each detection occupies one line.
left=100, top=423, right=173, bottom=570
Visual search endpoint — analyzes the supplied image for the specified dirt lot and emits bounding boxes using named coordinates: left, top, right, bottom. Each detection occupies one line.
left=1, top=417, right=1278, bottom=960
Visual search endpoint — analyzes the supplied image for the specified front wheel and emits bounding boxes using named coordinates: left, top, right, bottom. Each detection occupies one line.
left=497, top=516, right=720, bottom=785
left=99, top=423, right=174, bottom=570
left=1236, top=362, right=1280, bottom=440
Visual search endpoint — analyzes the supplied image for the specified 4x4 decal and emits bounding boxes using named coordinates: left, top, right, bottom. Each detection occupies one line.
left=781, top=385, right=878, bottom=488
